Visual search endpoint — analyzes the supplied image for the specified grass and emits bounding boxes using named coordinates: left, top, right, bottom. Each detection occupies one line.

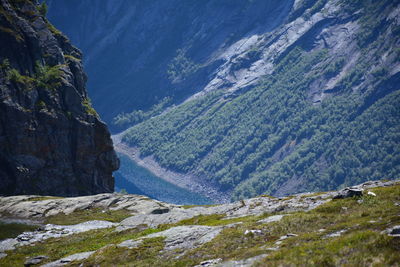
left=158, top=213, right=261, bottom=230
left=82, top=97, right=98, bottom=116
left=0, top=222, right=38, bottom=240
left=44, top=208, right=133, bottom=225
left=79, top=237, right=166, bottom=266
left=2, top=184, right=399, bottom=266
left=46, top=21, right=62, bottom=37
left=0, top=26, right=23, bottom=42
left=64, top=54, right=81, bottom=62
left=162, top=185, right=400, bottom=266
left=0, top=227, right=161, bottom=266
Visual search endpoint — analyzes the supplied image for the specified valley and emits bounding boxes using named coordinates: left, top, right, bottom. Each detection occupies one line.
left=113, top=133, right=230, bottom=204
left=0, top=0, right=399, bottom=265
left=47, top=0, right=400, bottom=201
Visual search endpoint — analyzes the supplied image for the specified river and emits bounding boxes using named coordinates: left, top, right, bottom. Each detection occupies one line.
left=114, top=153, right=213, bottom=205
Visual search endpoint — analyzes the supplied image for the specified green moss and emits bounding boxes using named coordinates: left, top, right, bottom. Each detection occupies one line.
left=64, top=54, right=80, bottom=62
left=6, top=68, right=34, bottom=87
left=46, top=21, right=62, bottom=36
left=44, top=208, right=133, bottom=225
left=37, top=2, right=47, bottom=17
left=82, top=97, right=98, bottom=116
left=35, top=100, right=47, bottom=110
left=0, top=222, right=38, bottom=240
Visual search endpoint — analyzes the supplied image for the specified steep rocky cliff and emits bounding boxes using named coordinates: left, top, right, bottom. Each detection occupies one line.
left=0, top=0, right=119, bottom=196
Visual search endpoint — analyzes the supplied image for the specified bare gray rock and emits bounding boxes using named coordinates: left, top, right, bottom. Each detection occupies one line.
left=0, top=238, right=18, bottom=253
left=0, top=220, right=115, bottom=253
left=324, top=229, right=347, bottom=238
left=216, top=254, right=267, bottom=267
left=194, top=258, right=223, bottom=267
left=118, top=239, right=143, bottom=249
left=258, top=214, right=286, bottom=224
left=0, top=193, right=172, bottom=219
left=333, top=188, right=363, bottom=199
left=24, top=255, right=48, bottom=266
left=149, top=225, right=223, bottom=251
left=382, top=225, right=400, bottom=237
left=41, top=251, right=95, bottom=267
left=119, top=225, right=222, bottom=252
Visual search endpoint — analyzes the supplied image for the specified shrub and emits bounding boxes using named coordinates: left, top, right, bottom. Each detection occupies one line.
left=82, top=97, right=98, bottom=116
left=37, top=2, right=48, bottom=17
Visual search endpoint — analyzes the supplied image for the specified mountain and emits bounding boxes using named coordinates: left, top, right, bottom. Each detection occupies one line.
left=0, top=180, right=399, bottom=266
left=45, top=0, right=294, bottom=129
left=0, top=0, right=119, bottom=196
left=47, top=0, right=400, bottom=200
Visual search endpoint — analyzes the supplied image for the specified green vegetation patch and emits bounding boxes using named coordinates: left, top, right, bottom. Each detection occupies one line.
left=158, top=213, right=260, bottom=230
left=2, top=185, right=399, bottom=266
left=44, top=208, right=133, bottom=225
left=64, top=54, right=81, bottom=62
left=82, top=97, right=98, bottom=116
left=113, top=97, right=172, bottom=130
left=81, top=237, right=165, bottom=266
left=2, top=61, right=63, bottom=91
left=172, top=185, right=400, bottom=266
left=0, top=227, right=160, bottom=266
left=0, top=222, right=38, bottom=240
left=167, top=49, right=201, bottom=82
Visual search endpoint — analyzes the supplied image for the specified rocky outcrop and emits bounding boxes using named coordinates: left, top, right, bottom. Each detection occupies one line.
left=0, top=179, right=398, bottom=266
left=0, top=0, right=119, bottom=196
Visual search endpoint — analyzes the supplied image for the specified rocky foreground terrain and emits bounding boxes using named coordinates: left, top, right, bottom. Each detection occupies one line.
left=0, top=179, right=399, bottom=266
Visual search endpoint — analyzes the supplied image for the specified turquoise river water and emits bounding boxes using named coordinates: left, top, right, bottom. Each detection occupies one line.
left=114, top=153, right=213, bottom=205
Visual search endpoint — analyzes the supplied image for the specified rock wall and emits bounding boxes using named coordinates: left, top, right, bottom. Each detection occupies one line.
left=0, top=0, right=119, bottom=196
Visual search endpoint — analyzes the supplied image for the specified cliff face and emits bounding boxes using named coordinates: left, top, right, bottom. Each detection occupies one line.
left=0, top=0, right=119, bottom=196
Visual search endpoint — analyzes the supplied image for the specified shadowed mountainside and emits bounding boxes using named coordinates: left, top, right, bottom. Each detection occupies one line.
left=0, top=0, right=119, bottom=196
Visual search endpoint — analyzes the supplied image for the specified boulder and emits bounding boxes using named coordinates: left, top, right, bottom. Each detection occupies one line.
left=333, top=188, right=363, bottom=199
left=24, top=255, right=48, bottom=266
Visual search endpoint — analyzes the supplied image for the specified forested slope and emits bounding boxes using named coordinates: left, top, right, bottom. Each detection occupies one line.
left=122, top=0, right=400, bottom=199
left=46, top=0, right=293, bottom=127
